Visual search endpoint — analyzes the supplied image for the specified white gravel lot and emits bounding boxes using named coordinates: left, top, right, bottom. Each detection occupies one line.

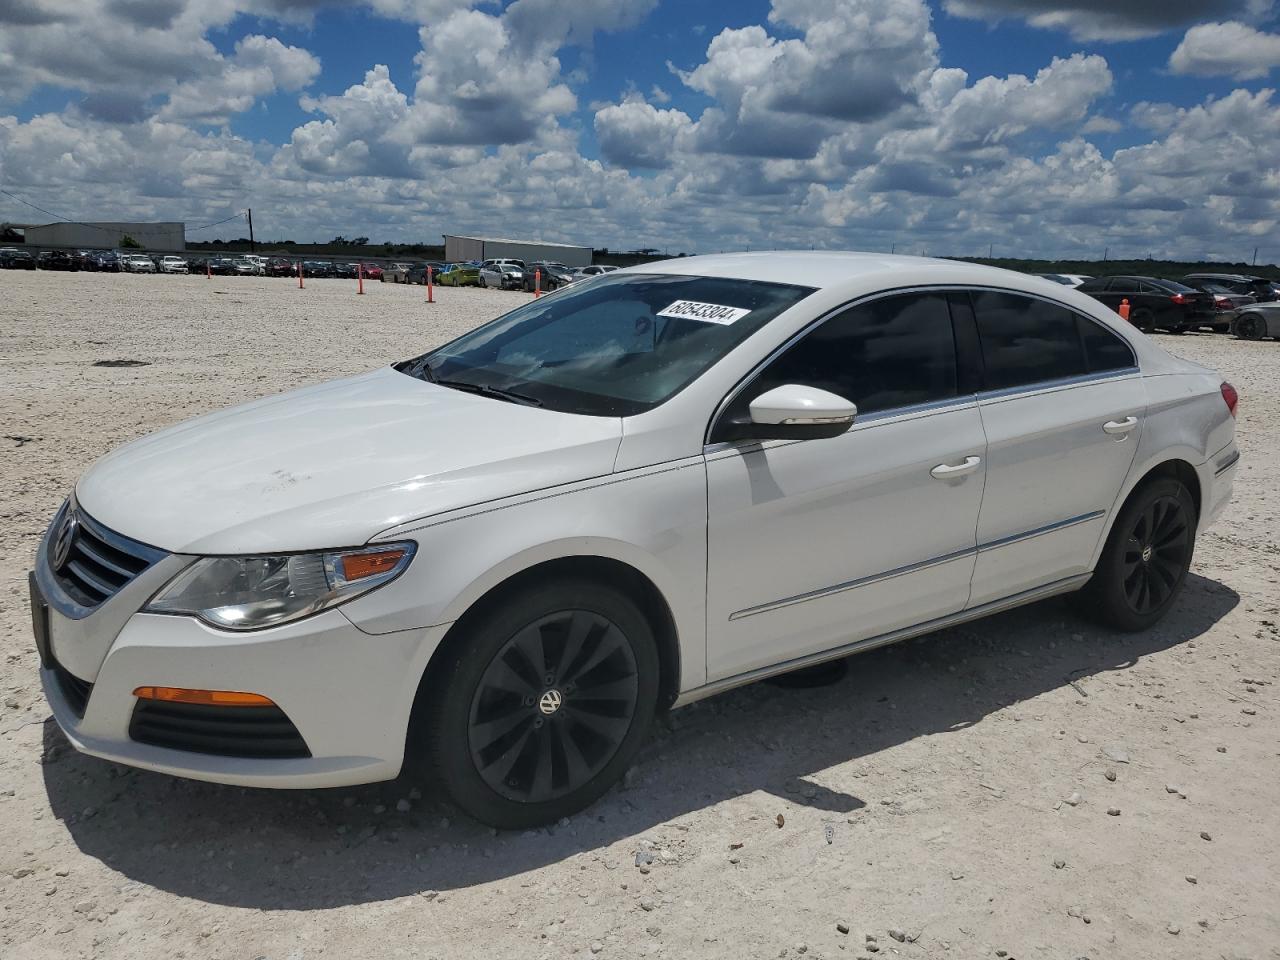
left=1, top=271, right=1277, bottom=960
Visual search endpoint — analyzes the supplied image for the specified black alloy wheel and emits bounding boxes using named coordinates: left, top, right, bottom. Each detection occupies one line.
left=418, top=578, right=658, bottom=828
left=1083, top=477, right=1196, bottom=631
left=1130, top=308, right=1154, bottom=332
left=1236, top=313, right=1266, bottom=341
left=468, top=609, right=639, bottom=804
left=1119, top=495, right=1192, bottom=617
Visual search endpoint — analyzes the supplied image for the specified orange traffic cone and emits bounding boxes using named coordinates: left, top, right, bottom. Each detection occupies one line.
left=1118, top=298, right=1131, bottom=322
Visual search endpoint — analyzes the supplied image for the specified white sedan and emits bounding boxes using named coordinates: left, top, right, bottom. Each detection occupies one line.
left=158, top=256, right=189, bottom=274
left=121, top=254, right=156, bottom=273
left=478, top=262, right=523, bottom=289
left=30, top=252, right=1239, bottom=828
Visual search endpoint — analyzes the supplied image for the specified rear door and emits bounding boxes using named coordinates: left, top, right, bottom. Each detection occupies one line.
left=964, top=290, right=1146, bottom=606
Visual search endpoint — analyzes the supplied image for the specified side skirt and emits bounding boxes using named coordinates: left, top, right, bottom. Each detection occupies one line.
left=672, top=573, right=1092, bottom=708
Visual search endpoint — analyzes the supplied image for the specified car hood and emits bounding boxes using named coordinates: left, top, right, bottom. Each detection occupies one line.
left=75, top=367, right=623, bottom=555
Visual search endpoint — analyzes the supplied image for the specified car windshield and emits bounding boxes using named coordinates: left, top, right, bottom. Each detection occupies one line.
left=399, top=273, right=814, bottom=416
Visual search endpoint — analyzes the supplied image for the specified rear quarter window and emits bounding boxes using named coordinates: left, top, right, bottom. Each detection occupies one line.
left=971, top=291, right=1089, bottom=390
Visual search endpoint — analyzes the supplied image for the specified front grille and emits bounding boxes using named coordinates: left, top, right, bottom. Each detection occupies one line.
left=129, top=700, right=312, bottom=759
left=47, top=504, right=162, bottom=611
left=51, top=657, right=93, bottom=718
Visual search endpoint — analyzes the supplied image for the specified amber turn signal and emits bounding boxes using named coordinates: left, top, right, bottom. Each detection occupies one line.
left=340, top=548, right=406, bottom=581
left=132, top=686, right=276, bottom=707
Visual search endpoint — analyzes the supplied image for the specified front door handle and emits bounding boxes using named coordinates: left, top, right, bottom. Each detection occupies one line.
left=931, top=456, right=982, bottom=479
left=1103, top=416, right=1139, bottom=436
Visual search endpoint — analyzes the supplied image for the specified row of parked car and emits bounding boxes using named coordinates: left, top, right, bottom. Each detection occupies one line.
left=380, top=258, right=619, bottom=291
left=0, top=247, right=623, bottom=293
left=1039, top=271, right=1280, bottom=340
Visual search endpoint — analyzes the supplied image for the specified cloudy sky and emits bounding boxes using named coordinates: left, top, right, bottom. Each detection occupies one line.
left=0, top=0, right=1277, bottom=260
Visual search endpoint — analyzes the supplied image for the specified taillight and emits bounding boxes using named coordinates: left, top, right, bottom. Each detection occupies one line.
left=1221, top=382, right=1238, bottom=418
left=1215, top=297, right=1231, bottom=310
left=1170, top=293, right=1186, bottom=305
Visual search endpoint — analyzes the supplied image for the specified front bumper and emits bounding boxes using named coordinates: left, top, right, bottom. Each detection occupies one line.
left=40, top=609, right=449, bottom=788
left=33, top=517, right=450, bottom=789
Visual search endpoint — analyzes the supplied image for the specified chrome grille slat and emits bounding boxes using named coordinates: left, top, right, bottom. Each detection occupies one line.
left=73, top=536, right=141, bottom=580
left=46, top=502, right=165, bottom=613
left=64, top=559, right=118, bottom=600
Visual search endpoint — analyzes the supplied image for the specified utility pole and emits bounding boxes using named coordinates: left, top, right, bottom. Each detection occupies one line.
left=247, top=208, right=255, bottom=254
left=891, top=242, right=896, bottom=254
left=989, top=242, right=993, bottom=259
left=1103, top=246, right=1108, bottom=262
left=1253, top=246, right=1259, bottom=266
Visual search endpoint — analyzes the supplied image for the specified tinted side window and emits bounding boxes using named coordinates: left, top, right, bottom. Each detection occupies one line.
left=971, top=291, right=1087, bottom=390
left=1077, top=316, right=1135, bottom=372
left=727, top=292, right=958, bottom=423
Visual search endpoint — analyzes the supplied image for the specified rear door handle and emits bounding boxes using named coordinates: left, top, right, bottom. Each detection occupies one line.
left=931, top=456, right=982, bottom=479
left=1103, top=416, right=1138, bottom=436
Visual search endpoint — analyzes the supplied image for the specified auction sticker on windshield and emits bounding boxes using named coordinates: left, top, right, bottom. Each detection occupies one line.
left=656, top=300, right=752, bottom=325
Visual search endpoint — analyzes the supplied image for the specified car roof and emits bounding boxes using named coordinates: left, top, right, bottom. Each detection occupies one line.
left=620, top=250, right=1069, bottom=293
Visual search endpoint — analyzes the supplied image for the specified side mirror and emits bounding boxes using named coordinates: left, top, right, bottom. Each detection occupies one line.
left=720, top=384, right=857, bottom=442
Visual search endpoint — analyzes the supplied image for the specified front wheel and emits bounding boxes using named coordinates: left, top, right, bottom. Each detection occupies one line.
left=479, top=276, right=487, bottom=288
left=1082, top=477, right=1196, bottom=631
left=418, top=579, right=659, bottom=829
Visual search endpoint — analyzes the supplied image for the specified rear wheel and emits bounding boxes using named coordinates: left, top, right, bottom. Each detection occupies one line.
left=1083, top=477, right=1196, bottom=631
left=1235, top=313, right=1267, bottom=341
left=419, top=579, right=658, bottom=828
left=479, top=275, right=487, bottom=288
left=1130, top=308, right=1154, bottom=333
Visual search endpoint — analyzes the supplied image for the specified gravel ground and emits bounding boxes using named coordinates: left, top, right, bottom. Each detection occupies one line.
left=1, top=271, right=1277, bottom=960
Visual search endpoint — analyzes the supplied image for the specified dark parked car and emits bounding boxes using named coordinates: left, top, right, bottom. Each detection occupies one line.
left=266, top=257, right=296, bottom=277
left=95, top=252, right=123, bottom=272
left=522, top=261, right=574, bottom=292
left=206, top=257, right=237, bottom=276
left=302, top=260, right=335, bottom=278
left=0, top=248, right=36, bottom=270
left=36, top=250, right=80, bottom=271
left=1179, top=278, right=1255, bottom=331
left=405, top=261, right=449, bottom=284
left=1183, top=273, right=1277, bottom=303
left=1077, top=276, right=1213, bottom=333
left=74, top=250, right=102, bottom=271
left=334, top=262, right=358, bottom=279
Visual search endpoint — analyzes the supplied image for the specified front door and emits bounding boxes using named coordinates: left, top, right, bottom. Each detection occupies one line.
left=704, top=291, right=987, bottom=681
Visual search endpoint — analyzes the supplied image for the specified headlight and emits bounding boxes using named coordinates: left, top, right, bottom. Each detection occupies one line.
left=145, top=543, right=416, bottom=631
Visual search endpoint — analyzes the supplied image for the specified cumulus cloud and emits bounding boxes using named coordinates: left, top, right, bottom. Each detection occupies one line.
left=1, top=0, right=1278, bottom=262
left=594, top=95, right=693, bottom=169
left=1170, top=21, right=1280, bottom=78
left=942, top=0, right=1272, bottom=41
left=161, top=35, right=321, bottom=125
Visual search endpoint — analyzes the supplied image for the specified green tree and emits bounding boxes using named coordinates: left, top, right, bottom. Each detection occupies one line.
left=120, top=234, right=142, bottom=249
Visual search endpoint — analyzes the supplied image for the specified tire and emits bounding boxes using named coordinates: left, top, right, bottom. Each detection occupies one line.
left=479, top=275, right=487, bottom=288
left=1130, top=308, right=1154, bottom=333
left=1235, top=313, right=1267, bottom=341
left=418, top=578, right=659, bottom=829
left=1082, top=477, right=1196, bottom=632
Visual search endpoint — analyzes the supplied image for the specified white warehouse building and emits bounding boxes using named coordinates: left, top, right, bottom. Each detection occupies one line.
left=443, top=234, right=592, bottom=267
left=23, top=221, right=185, bottom=251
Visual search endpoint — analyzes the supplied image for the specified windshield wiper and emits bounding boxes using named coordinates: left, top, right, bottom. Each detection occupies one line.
left=434, top=378, right=543, bottom=407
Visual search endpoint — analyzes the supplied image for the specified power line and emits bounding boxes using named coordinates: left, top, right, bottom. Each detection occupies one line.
left=189, top=212, right=247, bottom=232
left=1, top=185, right=245, bottom=237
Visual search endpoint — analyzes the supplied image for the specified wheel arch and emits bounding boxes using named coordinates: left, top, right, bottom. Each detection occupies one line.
left=1096, top=456, right=1203, bottom=561
left=415, top=554, right=683, bottom=719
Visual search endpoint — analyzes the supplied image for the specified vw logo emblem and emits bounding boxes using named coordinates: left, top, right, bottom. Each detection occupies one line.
left=52, top=510, right=78, bottom=570
left=538, top=689, right=563, bottom=716
left=1141, top=544, right=1154, bottom=563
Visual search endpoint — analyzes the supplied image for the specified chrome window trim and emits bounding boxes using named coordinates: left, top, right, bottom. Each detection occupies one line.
left=703, top=283, right=1140, bottom=448
left=975, top=366, right=1140, bottom=404
left=727, top=510, right=1105, bottom=622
